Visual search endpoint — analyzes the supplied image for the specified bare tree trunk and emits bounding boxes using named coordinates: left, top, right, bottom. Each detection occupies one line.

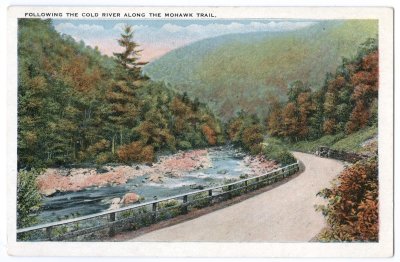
left=112, top=135, right=115, bottom=154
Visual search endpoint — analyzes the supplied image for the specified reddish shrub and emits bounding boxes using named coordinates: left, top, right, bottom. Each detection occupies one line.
left=317, top=157, right=378, bottom=242
left=117, top=141, right=154, bottom=163
left=201, top=124, right=217, bottom=145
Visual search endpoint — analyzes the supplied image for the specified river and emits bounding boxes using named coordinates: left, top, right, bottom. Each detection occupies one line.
left=37, top=146, right=255, bottom=224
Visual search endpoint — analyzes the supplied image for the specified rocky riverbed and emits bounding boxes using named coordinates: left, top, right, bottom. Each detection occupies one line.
left=37, top=149, right=211, bottom=196
left=36, top=146, right=280, bottom=224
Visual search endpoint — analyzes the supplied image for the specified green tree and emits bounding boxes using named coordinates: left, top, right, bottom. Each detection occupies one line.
left=107, top=24, right=143, bottom=152
left=17, top=169, right=42, bottom=228
left=113, top=24, right=142, bottom=81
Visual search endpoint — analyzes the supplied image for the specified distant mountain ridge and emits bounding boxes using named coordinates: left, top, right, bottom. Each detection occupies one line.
left=143, top=20, right=378, bottom=120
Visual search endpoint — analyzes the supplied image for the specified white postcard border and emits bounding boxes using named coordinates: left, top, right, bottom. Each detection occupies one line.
left=7, top=6, right=394, bottom=257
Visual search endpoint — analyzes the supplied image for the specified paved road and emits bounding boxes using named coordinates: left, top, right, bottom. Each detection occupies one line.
left=130, top=152, right=344, bottom=242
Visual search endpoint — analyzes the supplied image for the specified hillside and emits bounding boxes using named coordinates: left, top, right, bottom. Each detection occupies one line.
left=18, top=19, right=224, bottom=168
left=143, top=20, right=378, bottom=119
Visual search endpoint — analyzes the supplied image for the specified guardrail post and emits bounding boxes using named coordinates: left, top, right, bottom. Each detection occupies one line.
left=208, top=189, right=213, bottom=204
left=228, top=185, right=233, bottom=199
left=46, top=226, right=52, bottom=240
left=152, top=203, right=157, bottom=223
left=108, top=212, right=116, bottom=237
left=244, top=181, right=248, bottom=193
left=182, top=195, right=188, bottom=214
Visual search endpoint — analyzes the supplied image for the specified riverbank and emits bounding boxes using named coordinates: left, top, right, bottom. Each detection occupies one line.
left=37, top=149, right=211, bottom=196
left=36, top=147, right=280, bottom=197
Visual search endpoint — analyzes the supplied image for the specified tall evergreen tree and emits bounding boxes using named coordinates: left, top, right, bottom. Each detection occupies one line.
left=107, top=24, right=143, bottom=152
left=113, top=24, right=142, bottom=81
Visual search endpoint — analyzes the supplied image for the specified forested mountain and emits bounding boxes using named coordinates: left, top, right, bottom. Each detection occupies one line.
left=18, top=19, right=224, bottom=169
left=144, top=20, right=378, bottom=119
left=266, top=38, right=378, bottom=142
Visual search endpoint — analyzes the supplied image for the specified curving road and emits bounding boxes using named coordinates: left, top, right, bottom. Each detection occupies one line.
left=129, top=152, right=344, bottom=242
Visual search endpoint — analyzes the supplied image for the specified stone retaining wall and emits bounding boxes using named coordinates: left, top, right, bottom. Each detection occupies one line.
left=316, top=146, right=370, bottom=163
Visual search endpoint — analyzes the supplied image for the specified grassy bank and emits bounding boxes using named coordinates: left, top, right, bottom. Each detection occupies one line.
left=286, top=125, right=377, bottom=154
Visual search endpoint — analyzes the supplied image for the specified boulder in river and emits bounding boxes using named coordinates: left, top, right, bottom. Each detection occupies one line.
left=108, top=197, right=121, bottom=210
left=122, top=193, right=140, bottom=204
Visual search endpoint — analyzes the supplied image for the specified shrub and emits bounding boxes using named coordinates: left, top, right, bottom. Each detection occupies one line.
left=158, top=200, right=181, bottom=220
left=95, top=152, right=114, bottom=165
left=117, top=141, right=155, bottom=163
left=17, top=169, right=43, bottom=228
left=316, top=157, right=378, bottom=241
left=86, top=139, right=110, bottom=155
left=191, top=192, right=210, bottom=209
left=177, top=140, right=192, bottom=150
left=242, top=124, right=264, bottom=154
left=262, top=138, right=296, bottom=165
left=201, top=124, right=217, bottom=145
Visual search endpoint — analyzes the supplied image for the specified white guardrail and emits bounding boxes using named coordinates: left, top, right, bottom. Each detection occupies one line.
left=17, top=161, right=300, bottom=241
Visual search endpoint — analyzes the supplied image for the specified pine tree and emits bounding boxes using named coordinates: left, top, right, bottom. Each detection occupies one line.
left=107, top=24, right=143, bottom=152
left=113, top=24, right=142, bottom=81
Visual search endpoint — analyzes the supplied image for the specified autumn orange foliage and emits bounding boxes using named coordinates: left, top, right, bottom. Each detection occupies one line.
left=117, top=141, right=155, bottom=163
left=201, top=124, right=217, bottom=145
left=317, top=157, right=378, bottom=241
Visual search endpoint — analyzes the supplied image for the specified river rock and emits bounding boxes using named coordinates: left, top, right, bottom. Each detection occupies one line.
left=122, top=193, right=140, bottom=204
left=108, top=197, right=121, bottom=210
left=111, top=197, right=120, bottom=204
left=149, top=174, right=163, bottom=183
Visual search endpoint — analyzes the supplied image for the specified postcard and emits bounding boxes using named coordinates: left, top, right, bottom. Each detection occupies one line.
left=7, top=6, right=393, bottom=257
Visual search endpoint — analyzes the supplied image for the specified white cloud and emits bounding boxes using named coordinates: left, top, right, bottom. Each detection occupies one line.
left=55, top=22, right=104, bottom=32
left=112, top=23, right=148, bottom=32
left=161, top=23, right=183, bottom=33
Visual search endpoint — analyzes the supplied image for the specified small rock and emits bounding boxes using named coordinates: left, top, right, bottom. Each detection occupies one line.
left=122, top=193, right=140, bottom=204
left=111, top=197, right=121, bottom=205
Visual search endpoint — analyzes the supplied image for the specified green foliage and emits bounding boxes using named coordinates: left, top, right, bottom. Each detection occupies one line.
left=17, top=169, right=43, bottom=228
left=331, top=125, right=377, bottom=153
left=144, top=20, right=378, bottom=120
left=288, top=125, right=377, bottom=154
left=262, top=138, right=296, bottom=165
left=177, top=141, right=192, bottom=150
left=157, top=200, right=181, bottom=220
left=289, top=133, right=346, bottom=153
left=226, top=112, right=297, bottom=166
left=191, top=192, right=210, bottom=209
left=113, top=24, right=142, bottom=80
left=267, top=37, right=378, bottom=143
left=227, top=111, right=264, bottom=155
left=17, top=19, right=224, bottom=168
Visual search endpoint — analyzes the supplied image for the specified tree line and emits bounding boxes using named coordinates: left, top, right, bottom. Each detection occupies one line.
left=266, top=38, right=378, bottom=142
left=18, top=19, right=224, bottom=169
